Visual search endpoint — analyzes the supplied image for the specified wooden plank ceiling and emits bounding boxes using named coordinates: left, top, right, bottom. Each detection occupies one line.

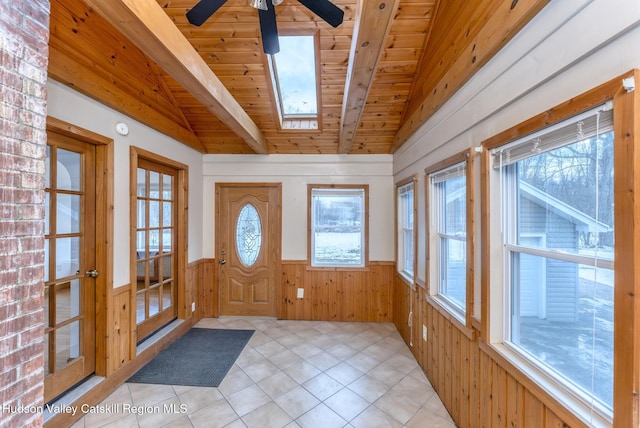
left=48, top=0, right=549, bottom=154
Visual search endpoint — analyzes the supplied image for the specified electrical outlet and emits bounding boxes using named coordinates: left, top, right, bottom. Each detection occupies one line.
left=297, top=288, right=304, bottom=299
left=423, top=325, right=427, bottom=341
left=191, top=302, right=196, bottom=312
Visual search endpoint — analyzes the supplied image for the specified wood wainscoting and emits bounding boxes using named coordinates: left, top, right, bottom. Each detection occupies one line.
left=393, top=273, right=581, bottom=427
left=108, top=285, right=132, bottom=374
left=280, top=261, right=394, bottom=322
left=188, top=258, right=218, bottom=321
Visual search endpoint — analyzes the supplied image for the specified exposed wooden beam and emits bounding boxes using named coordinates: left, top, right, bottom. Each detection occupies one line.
left=84, top=0, right=269, bottom=154
left=339, top=0, right=399, bottom=154
left=390, top=0, right=550, bottom=153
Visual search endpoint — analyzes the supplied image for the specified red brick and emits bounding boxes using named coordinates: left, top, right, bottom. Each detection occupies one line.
left=18, top=236, right=44, bottom=252
left=18, top=266, right=44, bottom=284
left=0, top=367, right=18, bottom=388
left=19, top=324, right=43, bottom=346
left=0, top=169, right=21, bottom=187
left=0, top=333, right=18, bottom=355
left=0, top=301, right=19, bottom=320
left=0, top=238, right=19, bottom=255
left=0, top=0, right=49, bottom=417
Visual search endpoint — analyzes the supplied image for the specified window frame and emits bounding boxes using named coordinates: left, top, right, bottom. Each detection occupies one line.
left=307, top=184, right=369, bottom=269
left=266, top=32, right=322, bottom=131
left=480, top=71, right=640, bottom=427
left=395, top=176, right=417, bottom=282
left=425, top=150, right=475, bottom=334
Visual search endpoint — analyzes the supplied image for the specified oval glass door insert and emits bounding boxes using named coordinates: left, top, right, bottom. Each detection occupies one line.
left=236, top=204, right=262, bottom=267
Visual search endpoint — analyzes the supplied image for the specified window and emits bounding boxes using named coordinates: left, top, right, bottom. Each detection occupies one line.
left=396, top=178, right=416, bottom=278
left=487, top=105, right=614, bottom=418
left=267, top=35, right=320, bottom=130
left=426, top=152, right=473, bottom=324
left=309, top=185, right=368, bottom=267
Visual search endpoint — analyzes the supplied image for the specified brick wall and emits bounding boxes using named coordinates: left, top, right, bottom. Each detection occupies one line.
left=0, top=1, right=50, bottom=427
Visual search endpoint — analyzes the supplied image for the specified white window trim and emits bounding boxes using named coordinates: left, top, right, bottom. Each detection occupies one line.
left=309, top=186, right=367, bottom=268
left=485, top=107, right=615, bottom=426
left=397, top=180, right=415, bottom=280
left=428, top=161, right=468, bottom=323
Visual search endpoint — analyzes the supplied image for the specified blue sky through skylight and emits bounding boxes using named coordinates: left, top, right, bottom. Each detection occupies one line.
left=272, top=36, right=318, bottom=116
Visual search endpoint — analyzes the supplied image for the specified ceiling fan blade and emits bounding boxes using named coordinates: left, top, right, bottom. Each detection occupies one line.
left=186, top=0, right=228, bottom=26
left=258, top=3, right=280, bottom=54
left=297, top=0, right=344, bottom=28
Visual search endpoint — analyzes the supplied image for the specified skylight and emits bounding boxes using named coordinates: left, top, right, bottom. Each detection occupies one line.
left=268, top=35, right=320, bottom=129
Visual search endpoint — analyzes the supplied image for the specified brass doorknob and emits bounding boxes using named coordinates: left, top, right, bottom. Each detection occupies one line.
left=85, top=269, right=99, bottom=278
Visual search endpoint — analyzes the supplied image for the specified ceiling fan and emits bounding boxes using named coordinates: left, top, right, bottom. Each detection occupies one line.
left=186, top=0, right=344, bottom=55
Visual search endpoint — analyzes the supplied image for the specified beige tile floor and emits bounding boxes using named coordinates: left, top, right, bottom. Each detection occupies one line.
left=71, top=318, right=456, bottom=428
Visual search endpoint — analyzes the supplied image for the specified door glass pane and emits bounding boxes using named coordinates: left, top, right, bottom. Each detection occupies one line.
left=55, top=320, right=80, bottom=370
left=149, top=287, right=160, bottom=317
left=163, top=229, right=172, bottom=252
left=56, top=194, right=81, bottom=234
left=55, top=237, right=80, bottom=279
left=56, top=279, right=80, bottom=323
left=162, top=282, right=172, bottom=310
left=57, top=149, right=81, bottom=191
left=137, top=168, right=147, bottom=197
left=44, top=286, right=50, bottom=327
left=236, top=204, right=262, bottom=267
left=149, top=230, right=159, bottom=253
left=136, top=292, right=145, bottom=323
left=162, top=175, right=172, bottom=199
left=149, top=258, right=159, bottom=285
left=45, top=146, right=51, bottom=188
left=137, top=200, right=146, bottom=228
left=162, top=202, right=172, bottom=227
left=136, top=262, right=146, bottom=290
left=149, top=201, right=159, bottom=228
left=45, top=193, right=50, bottom=235
left=149, top=171, right=160, bottom=198
left=136, top=231, right=146, bottom=257
left=44, top=240, right=50, bottom=282
left=162, top=255, right=172, bottom=280
left=44, top=333, right=50, bottom=375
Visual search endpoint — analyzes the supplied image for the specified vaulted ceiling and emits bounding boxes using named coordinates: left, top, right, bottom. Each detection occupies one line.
left=48, top=0, right=549, bottom=154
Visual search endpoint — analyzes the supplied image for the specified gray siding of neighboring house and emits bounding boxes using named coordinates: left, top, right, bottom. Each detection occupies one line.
left=519, top=197, right=578, bottom=322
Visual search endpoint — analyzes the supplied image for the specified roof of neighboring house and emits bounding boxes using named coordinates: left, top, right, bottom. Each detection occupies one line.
left=519, top=181, right=611, bottom=233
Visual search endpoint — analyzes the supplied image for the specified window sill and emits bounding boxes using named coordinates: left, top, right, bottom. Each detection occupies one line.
left=397, top=271, right=414, bottom=286
left=425, top=295, right=474, bottom=340
left=306, top=265, right=369, bottom=272
left=479, top=341, right=612, bottom=428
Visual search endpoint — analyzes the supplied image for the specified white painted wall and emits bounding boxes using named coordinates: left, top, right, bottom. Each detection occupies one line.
left=202, top=155, right=395, bottom=261
left=47, top=80, right=204, bottom=288
left=393, top=0, right=640, bottom=317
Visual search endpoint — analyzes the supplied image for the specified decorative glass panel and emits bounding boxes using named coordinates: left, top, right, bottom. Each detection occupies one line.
left=236, top=204, right=262, bottom=267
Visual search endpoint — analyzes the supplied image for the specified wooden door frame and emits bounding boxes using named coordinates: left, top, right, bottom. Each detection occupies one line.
left=215, top=183, right=282, bottom=318
left=129, top=146, right=188, bottom=346
left=46, top=117, right=113, bottom=377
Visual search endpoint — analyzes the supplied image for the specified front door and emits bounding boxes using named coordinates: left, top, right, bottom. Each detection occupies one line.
left=217, top=184, right=280, bottom=316
left=44, top=130, right=96, bottom=402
